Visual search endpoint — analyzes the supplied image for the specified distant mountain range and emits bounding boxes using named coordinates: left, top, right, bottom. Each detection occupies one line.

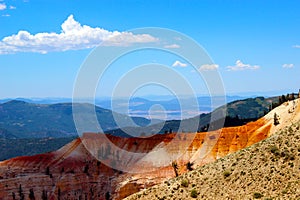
left=94, top=96, right=245, bottom=120
left=0, top=96, right=246, bottom=120
left=107, top=96, right=278, bottom=137
left=0, top=96, right=279, bottom=160
left=0, top=100, right=159, bottom=138
left=0, top=96, right=279, bottom=139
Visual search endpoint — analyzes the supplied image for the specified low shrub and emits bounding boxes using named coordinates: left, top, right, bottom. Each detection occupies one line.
left=270, top=146, right=280, bottom=156
left=181, top=179, right=189, bottom=187
left=253, top=192, right=263, bottom=199
left=190, top=189, right=198, bottom=198
left=223, top=171, right=231, bottom=178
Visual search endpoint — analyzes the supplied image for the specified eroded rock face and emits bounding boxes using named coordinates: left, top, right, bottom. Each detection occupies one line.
left=0, top=99, right=299, bottom=200
left=0, top=124, right=271, bottom=200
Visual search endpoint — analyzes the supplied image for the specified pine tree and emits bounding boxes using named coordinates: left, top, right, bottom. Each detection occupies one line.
left=12, top=192, right=16, bottom=200
left=172, top=161, right=179, bottom=177
left=279, top=96, right=282, bottom=105
left=274, top=113, right=280, bottom=125
left=105, top=192, right=110, bottom=200
left=42, top=190, right=47, bottom=200
left=186, top=161, right=194, bottom=171
left=291, top=93, right=295, bottom=100
left=58, top=188, right=61, bottom=200
left=29, top=188, right=35, bottom=200
left=18, top=184, right=24, bottom=200
left=45, top=166, right=50, bottom=175
left=84, top=164, right=89, bottom=174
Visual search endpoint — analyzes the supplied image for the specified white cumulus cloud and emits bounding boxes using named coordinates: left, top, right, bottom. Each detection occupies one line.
left=172, top=60, right=187, bottom=67
left=227, top=60, right=260, bottom=71
left=199, top=64, right=219, bottom=71
left=282, top=64, right=294, bottom=68
left=164, top=44, right=180, bottom=49
left=0, top=3, right=6, bottom=10
left=0, top=15, right=158, bottom=54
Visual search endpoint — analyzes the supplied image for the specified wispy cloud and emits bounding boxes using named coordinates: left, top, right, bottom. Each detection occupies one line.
left=292, top=45, right=300, bottom=48
left=227, top=60, right=260, bottom=71
left=0, top=3, right=6, bottom=10
left=0, top=15, right=158, bottom=54
left=172, top=60, right=187, bottom=67
left=174, top=37, right=182, bottom=41
left=1, top=14, right=10, bottom=17
left=199, top=64, right=219, bottom=71
left=9, top=5, right=16, bottom=9
left=164, top=44, right=180, bottom=49
left=282, top=63, right=294, bottom=68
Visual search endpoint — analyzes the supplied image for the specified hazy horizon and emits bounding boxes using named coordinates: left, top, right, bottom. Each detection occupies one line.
left=0, top=88, right=297, bottom=100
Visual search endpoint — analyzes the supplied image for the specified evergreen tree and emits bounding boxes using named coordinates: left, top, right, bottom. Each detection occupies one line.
left=29, top=188, right=35, bottom=200
left=12, top=192, right=16, bottom=200
left=274, top=113, right=280, bottom=125
left=58, top=188, right=61, bottom=200
left=186, top=161, right=194, bottom=171
left=45, top=166, right=50, bottom=175
left=97, top=160, right=101, bottom=166
left=105, top=192, right=110, bottom=200
left=172, top=161, right=179, bottom=177
left=18, top=184, right=24, bottom=200
left=84, top=164, right=89, bottom=174
left=291, top=93, right=295, bottom=100
left=42, top=190, right=48, bottom=200
left=279, top=96, right=282, bottom=105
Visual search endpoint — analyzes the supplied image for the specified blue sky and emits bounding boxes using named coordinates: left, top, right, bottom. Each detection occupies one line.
left=0, top=0, right=300, bottom=98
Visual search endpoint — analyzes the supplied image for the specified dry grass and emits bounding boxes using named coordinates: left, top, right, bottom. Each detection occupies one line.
left=125, top=121, right=300, bottom=200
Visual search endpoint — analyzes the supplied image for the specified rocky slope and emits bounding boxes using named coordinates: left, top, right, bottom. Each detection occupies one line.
left=126, top=119, right=300, bottom=199
left=0, top=99, right=299, bottom=199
